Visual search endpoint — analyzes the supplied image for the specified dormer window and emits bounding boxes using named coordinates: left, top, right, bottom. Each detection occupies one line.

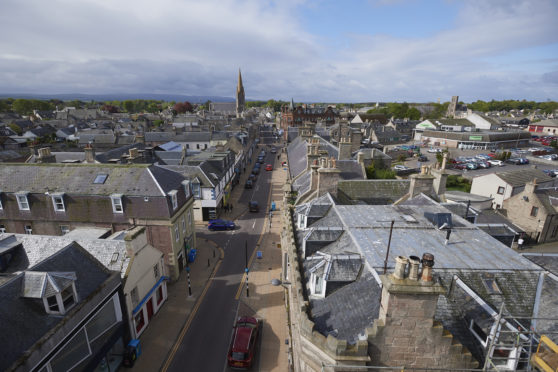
left=110, top=194, right=123, bottom=213
left=22, top=271, right=78, bottom=315
left=16, top=191, right=30, bottom=211
left=168, top=190, right=178, bottom=210
left=182, top=180, right=191, bottom=198
left=51, top=193, right=65, bottom=212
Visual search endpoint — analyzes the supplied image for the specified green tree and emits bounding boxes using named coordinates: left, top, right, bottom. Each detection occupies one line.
left=8, top=123, right=22, bottom=135
left=406, top=107, right=421, bottom=120
left=365, top=163, right=396, bottom=179
left=12, top=99, right=34, bottom=115
left=123, top=100, right=135, bottom=113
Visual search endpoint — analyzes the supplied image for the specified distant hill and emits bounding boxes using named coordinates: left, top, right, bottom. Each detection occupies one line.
left=0, top=93, right=235, bottom=103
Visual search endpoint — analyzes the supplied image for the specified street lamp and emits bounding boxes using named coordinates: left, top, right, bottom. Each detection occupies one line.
left=186, top=265, right=192, bottom=296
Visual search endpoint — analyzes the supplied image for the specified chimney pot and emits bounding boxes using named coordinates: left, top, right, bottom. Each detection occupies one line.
left=393, top=256, right=409, bottom=280
left=420, top=253, right=435, bottom=282
left=408, top=256, right=420, bottom=281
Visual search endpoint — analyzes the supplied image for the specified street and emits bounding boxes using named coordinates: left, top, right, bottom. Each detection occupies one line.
left=165, top=149, right=277, bottom=372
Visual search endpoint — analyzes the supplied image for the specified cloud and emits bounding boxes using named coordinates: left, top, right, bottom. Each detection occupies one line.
left=0, top=0, right=557, bottom=102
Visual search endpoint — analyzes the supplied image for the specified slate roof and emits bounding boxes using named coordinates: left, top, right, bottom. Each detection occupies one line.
left=287, top=136, right=308, bottom=179
left=1, top=233, right=132, bottom=278
left=0, top=242, right=112, bottom=371
left=181, top=132, right=211, bottom=142
left=78, top=133, right=116, bottom=144
left=0, top=150, right=25, bottom=162
left=317, top=136, right=338, bottom=158
left=496, top=168, right=553, bottom=187
left=95, top=143, right=146, bottom=163
left=145, top=132, right=174, bottom=142
left=532, top=119, right=558, bottom=128
left=161, top=165, right=215, bottom=187
left=308, top=272, right=381, bottom=344
left=533, top=187, right=558, bottom=214
left=292, top=169, right=311, bottom=195
left=0, top=163, right=184, bottom=196
left=337, top=180, right=410, bottom=205
left=337, top=160, right=365, bottom=180
left=155, top=151, right=183, bottom=165
left=157, top=141, right=183, bottom=152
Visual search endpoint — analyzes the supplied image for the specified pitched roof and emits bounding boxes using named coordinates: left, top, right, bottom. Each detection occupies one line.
left=496, top=168, right=553, bottom=187
left=287, top=136, right=308, bottom=179
left=337, top=180, right=410, bottom=205
left=0, top=163, right=184, bottom=196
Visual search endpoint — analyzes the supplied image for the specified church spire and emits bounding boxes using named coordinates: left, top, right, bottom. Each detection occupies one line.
left=236, top=68, right=245, bottom=118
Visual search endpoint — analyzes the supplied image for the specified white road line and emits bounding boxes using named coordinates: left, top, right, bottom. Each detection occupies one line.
left=252, top=220, right=256, bottom=229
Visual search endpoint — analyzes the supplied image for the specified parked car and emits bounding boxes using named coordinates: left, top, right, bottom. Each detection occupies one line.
left=252, top=167, right=260, bottom=175
left=208, top=219, right=236, bottom=231
left=427, top=148, right=442, bottom=153
left=518, top=158, right=529, bottom=164
left=476, top=161, right=491, bottom=169
left=417, top=155, right=428, bottom=162
left=227, top=316, right=260, bottom=369
left=245, top=179, right=253, bottom=189
left=249, top=201, right=259, bottom=212
left=487, top=159, right=504, bottom=166
left=465, top=163, right=478, bottom=170
left=505, top=158, right=522, bottom=165
left=257, top=156, right=265, bottom=164
left=265, top=164, right=273, bottom=171
left=393, top=165, right=410, bottom=171
left=454, top=163, right=467, bottom=170
left=249, top=173, right=257, bottom=182
left=270, top=147, right=277, bottom=154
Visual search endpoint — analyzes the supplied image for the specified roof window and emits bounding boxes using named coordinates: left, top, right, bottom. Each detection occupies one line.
left=93, top=174, right=108, bottom=184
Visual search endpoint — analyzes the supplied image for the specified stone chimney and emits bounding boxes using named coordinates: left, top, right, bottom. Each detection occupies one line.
left=338, top=136, right=352, bottom=160
left=525, top=179, right=538, bottom=195
left=317, top=157, right=341, bottom=198
left=216, top=144, right=225, bottom=152
left=408, top=166, right=435, bottom=198
left=36, top=147, right=56, bottom=163
left=135, top=133, right=145, bottom=144
left=309, top=159, right=320, bottom=193
left=431, top=153, right=449, bottom=197
left=350, top=129, right=363, bottom=153
left=84, top=143, right=96, bottom=163
left=306, top=144, right=320, bottom=171
left=366, top=254, right=478, bottom=369
left=124, top=226, right=148, bottom=257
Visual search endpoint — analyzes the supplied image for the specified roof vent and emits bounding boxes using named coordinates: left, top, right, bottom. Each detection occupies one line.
left=424, top=212, right=452, bottom=229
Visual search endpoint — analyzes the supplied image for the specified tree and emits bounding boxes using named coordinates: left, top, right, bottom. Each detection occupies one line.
left=173, top=101, right=193, bottom=114
left=102, top=104, right=119, bottom=113
left=12, top=99, right=34, bottom=115
left=123, top=100, right=135, bottom=113
left=8, top=123, right=22, bottom=135
left=406, top=107, right=421, bottom=120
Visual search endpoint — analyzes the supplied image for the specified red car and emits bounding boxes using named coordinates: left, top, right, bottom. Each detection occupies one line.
left=227, top=316, right=260, bottom=369
left=265, top=164, right=273, bottom=171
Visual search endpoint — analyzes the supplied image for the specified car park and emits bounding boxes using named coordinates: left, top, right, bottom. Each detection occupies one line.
left=518, top=158, right=529, bottom=164
left=487, top=159, right=504, bottom=166
left=227, top=316, right=260, bottom=369
left=465, top=163, right=478, bottom=170
left=265, top=164, right=273, bottom=171
left=245, top=179, right=253, bottom=189
left=539, top=154, right=558, bottom=161
left=249, top=201, right=259, bottom=212
left=427, top=148, right=442, bottom=153
left=454, top=163, right=467, bottom=170
left=208, top=219, right=236, bottom=231
left=476, top=161, right=491, bottom=169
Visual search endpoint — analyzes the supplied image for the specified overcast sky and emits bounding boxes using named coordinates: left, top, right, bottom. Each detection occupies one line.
left=1, top=0, right=557, bottom=102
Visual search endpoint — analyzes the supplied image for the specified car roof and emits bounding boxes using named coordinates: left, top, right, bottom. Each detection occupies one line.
left=232, top=326, right=253, bottom=352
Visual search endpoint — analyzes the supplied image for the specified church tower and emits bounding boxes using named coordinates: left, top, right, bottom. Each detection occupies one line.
left=236, top=68, right=245, bottom=118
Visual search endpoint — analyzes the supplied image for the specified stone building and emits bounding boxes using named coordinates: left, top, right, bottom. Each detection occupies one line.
left=0, top=163, right=195, bottom=281
left=281, top=191, right=545, bottom=370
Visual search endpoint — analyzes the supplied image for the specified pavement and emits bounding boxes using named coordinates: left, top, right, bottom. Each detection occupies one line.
left=133, top=143, right=289, bottom=372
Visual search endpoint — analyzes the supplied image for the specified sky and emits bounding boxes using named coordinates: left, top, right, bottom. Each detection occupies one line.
left=0, top=0, right=557, bottom=103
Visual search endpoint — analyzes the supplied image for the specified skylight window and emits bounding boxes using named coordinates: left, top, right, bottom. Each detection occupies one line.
left=93, top=174, right=108, bottom=184
left=482, top=276, right=502, bottom=295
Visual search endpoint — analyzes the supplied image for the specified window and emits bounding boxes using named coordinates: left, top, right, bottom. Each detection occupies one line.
left=482, top=276, right=502, bottom=294
left=111, top=194, right=123, bottom=213
left=93, top=174, right=108, bottom=184
left=0, top=193, right=3, bottom=210
left=153, top=263, right=159, bottom=279
left=25, top=225, right=32, bottom=234
left=60, top=225, right=70, bottom=235
left=0, top=224, right=5, bottom=233
left=182, top=216, right=186, bottom=233
left=156, top=286, right=163, bottom=305
left=131, top=287, right=139, bottom=307
left=175, top=224, right=180, bottom=242
left=182, top=180, right=191, bottom=198
left=49, top=328, right=91, bottom=372
left=497, top=186, right=505, bottom=195
left=169, top=190, right=178, bottom=210
left=192, top=182, right=201, bottom=198
left=196, top=144, right=200, bottom=149
left=314, top=274, right=323, bottom=295
left=51, top=194, right=65, bottom=212
left=135, top=311, right=145, bottom=334
left=17, top=193, right=30, bottom=210
left=470, top=320, right=489, bottom=346
left=530, top=206, right=539, bottom=217
left=61, top=285, right=76, bottom=308
left=85, top=297, right=118, bottom=342
left=47, top=295, right=59, bottom=312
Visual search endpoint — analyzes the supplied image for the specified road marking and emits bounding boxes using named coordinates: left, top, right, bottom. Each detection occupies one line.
left=161, top=246, right=225, bottom=372
left=252, top=220, right=256, bottom=229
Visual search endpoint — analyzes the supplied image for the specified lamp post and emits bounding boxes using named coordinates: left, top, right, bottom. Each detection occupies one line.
left=245, top=240, right=249, bottom=297
left=186, top=265, right=192, bottom=296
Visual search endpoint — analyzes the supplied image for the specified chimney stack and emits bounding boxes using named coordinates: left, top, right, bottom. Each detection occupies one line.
left=525, top=179, right=538, bottom=195
left=84, top=143, right=96, bottom=163
left=36, top=147, right=56, bottom=163
left=338, top=136, right=352, bottom=160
